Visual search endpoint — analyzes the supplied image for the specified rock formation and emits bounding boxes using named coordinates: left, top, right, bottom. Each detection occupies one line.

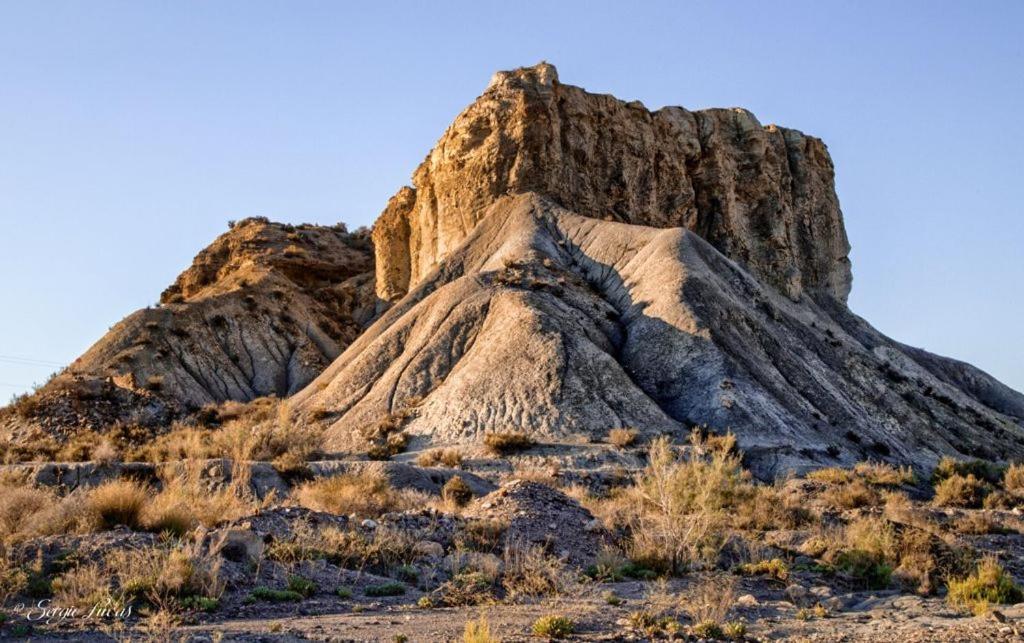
left=373, top=62, right=851, bottom=304
left=5, top=63, right=1023, bottom=479
left=293, top=193, right=1024, bottom=477
left=2, top=217, right=375, bottom=437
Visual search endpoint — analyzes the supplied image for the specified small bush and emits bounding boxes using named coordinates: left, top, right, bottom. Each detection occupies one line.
left=954, top=513, right=1008, bottom=535
left=835, top=549, right=893, bottom=589
left=607, top=428, right=638, bottom=449
left=723, top=620, right=747, bottom=640
left=691, top=621, right=723, bottom=639
left=454, top=519, right=507, bottom=554
left=336, top=586, right=353, bottom=599
left=180, top=595, right=219, bottom=612
left=287, top=575, right=317, bottom=597
left=531, top=615, right=574, bottom=639
left=365, top=581, right=406, bottom=597
left=249, top=586, right=304, bottom=602
left=483, top=431, right=535, bottom=455
left=734, top=558, right=789, bottom=582
left=947, top=557, right=1024, bottom=615
left=933, top=457, right=1004, bottom=485
left=853, top=461, right=915, bottom=486
left=933, top=474, right=989, bottom=508
left=442, top=476, right=474, bottom=507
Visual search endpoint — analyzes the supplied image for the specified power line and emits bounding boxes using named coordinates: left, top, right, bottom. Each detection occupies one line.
left=0, top=355, right=64, bottom=367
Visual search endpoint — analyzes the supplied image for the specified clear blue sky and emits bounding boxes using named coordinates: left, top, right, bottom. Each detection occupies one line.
left=1, top=1, right=1021, bottom=399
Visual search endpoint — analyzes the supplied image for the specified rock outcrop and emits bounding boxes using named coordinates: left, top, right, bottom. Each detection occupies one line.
left=373, top=62, right=851, bottom=304
left=293, top=193, right=1024, bottom=478
left=2, top=217, right=375, bottom=437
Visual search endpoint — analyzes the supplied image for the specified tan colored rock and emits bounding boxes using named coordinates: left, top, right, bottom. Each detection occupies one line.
left=373, top=62, right=851, bottom=303
left=2, top=217, right=375, bottom=437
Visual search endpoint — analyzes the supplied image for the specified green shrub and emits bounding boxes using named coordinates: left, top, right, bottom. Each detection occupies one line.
left=835, top=550, right=892, bottom=589
left=180, top=595, right=219, bottom=612
left=365, top=581, right=406, bottom=597
left=947, top=557, right=1024, bottom=615
left=933, top=457, right=1004, bottom=485
left=734, top=558, right=789, bottom=581
left=287, top=575, right=317, bottom=598
left=249, top=586, right=303, bottom=602
left=692, top=621, right=723, bottom=639
left=335, top=586, right=353, bottom=599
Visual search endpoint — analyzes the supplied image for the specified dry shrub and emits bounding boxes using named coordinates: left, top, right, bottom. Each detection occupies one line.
left=144, top=460, right=258, bottom=533
left=607, top=428, right=639, bottom=449
left=683, top=574, right=736, bottom=631
left=417, top=448, right=464, bottom=468
left=52, top=542, right=222, bottom=613
left=501, top=541, right=567, bottom=599
left=954, top=512, right=1006, bottom=535
left=806, top=467, right=853, bottom=485
left=88, top=479, right=149, bottom=529
left=268, top=522, right=417, bottom=576
left=454, top=519, right=508, bottom=554
left=92, top=439, right=120, bottom=465
left=126, top=423, right=212, bottom=463
left=818, top=477, right=881, bottom=509
left=809, top=462, right=914, bottom=511
left=0, top=546, right=28, bottom=606
left=129, top=398, right=323, bottom=467
left=1003, top=463, right=1024, bottom=496
left=483, top=431, right=535, bottom=455
left=106, top=541, right=223, bottom=610
left=51, top=562, right=113, bottom=609
left=0, top=481, right=92, bottom=543
left=292, top=472, right=425, bottom=517
left=442, top=476, right=474, bottom=507
left=933, top=474, right=989, bottom=508
left=628, top=433, right=748, bottom=573
left=853, top=461, right=915, bottom=486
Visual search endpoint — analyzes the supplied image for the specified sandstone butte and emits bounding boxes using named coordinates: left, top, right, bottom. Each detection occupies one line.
left=4, top=63, right=1024, bottom=478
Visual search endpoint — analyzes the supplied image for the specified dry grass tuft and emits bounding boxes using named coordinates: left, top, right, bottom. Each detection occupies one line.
left=416, top=448, right=464, bottom=468
left=483, top=431, right=535, bottom=456
left=463, top=614, right=499, bottom=643
left=292, top=472, right=425, bottom=517
left=87, top=479, right=149, bottom=529
left=607, top=428, right=639, bottom=449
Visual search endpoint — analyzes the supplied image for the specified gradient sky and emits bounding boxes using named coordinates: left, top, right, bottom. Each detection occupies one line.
left=1, top=1, right=1021, bottom=399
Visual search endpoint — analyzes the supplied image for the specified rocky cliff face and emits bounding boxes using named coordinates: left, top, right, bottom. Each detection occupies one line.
left=373, top=62, right=851, bottom=304
left=2, top=218, right=375, bottom=437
